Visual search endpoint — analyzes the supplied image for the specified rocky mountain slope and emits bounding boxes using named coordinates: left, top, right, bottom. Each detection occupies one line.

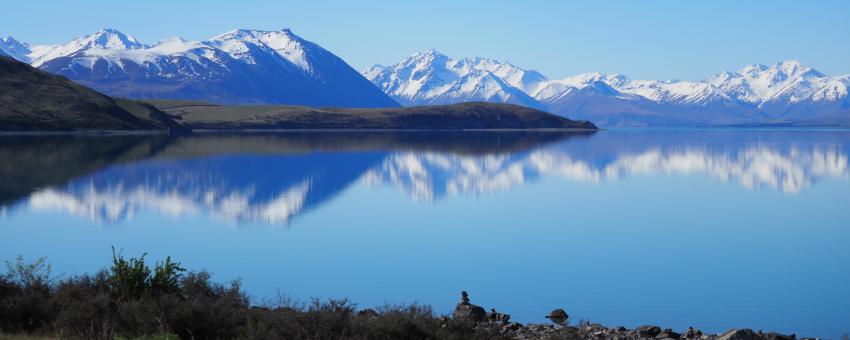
left=365, top=51, right=849, bottom=127
left=3, top=29, right=399, bottom=108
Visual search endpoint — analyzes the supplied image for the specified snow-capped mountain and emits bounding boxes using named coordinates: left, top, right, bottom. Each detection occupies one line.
left=9, top=28, right=398, bottom=108
left=0, top=36, right=31, bottom=62
left=363, top=49, right=543, bottom=108
left=708, top=61, right=850, bottom=121
left=365, top=53, right=848, bottom=127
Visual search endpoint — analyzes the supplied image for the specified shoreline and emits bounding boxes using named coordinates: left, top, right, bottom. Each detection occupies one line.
left=0, top=254, right=820, bottom=339
left=5, top=126, right=850, bottom=136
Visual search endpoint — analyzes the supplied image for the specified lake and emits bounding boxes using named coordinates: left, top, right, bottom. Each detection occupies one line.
left=1, top=130, right=848, bottom=338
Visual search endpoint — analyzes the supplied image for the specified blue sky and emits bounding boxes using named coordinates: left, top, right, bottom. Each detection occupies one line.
left=3, top=0, right=849, bottom=80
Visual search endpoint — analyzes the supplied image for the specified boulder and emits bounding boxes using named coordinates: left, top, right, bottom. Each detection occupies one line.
left=683, top=327, right=703, bottom=339
left=487, top=308, right=511, bottom=323
left=656, top=328, right=680, bottom=339
left=501, top=322, right=523, bottom=333
left=635, top=325, right=662, bottom=338
left=357, top=308, right=378, bottom=318
left=454, top=303, right=486, bottom=322
left=545, top=308, right=569, bottom=325
left=718, top=329, right=758, bottom=340
left=764, top=332, right=796, bottom=340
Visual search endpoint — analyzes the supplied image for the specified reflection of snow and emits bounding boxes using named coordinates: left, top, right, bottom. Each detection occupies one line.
left=19, top=145, right=850, bottom=225
left=27, top=180, right=311, bottom=225
left=367, top=147, right=849, bottom=200
left=362, top=153, right=526, bottom=201
left=586, top=147, right=847, bottom=193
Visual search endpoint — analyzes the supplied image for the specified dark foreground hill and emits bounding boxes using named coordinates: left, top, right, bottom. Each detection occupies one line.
left=151, top=100, right=597, bottom=130
left=0, top=56, right=179, bottom=131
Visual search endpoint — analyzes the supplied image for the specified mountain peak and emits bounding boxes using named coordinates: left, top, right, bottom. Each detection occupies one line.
left=771, top=60, right=823, bottom=78
left=75, top=28, right=146, bottom=50
left=412, top=49, right=447, bottom=60
left=737, top=60, right=822, bottom=78
left=738, top=63, right=768, bottom=75
left=2, top=36, right=26, bottom=46
left=215, top=28, right=298, bottom=39
left=0, top=36, right=31, bottom=62
left=156, top=36, right=187, bottom=45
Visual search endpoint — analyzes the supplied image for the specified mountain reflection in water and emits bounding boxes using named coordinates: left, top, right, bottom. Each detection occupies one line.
left=1, top=130, right=848, bottom=224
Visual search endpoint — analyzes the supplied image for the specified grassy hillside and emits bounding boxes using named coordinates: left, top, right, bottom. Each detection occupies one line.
left=147, top=100, right=597, bottom=130
left=0, top=56, right=178, bottom=131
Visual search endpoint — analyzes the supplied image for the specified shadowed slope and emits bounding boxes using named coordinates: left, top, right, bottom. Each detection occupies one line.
left=0, top=56, right=180, bottom=131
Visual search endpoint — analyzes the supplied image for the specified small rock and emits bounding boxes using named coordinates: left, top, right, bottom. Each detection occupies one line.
left=488, top=308, right=511, bottom=324
left=501, top=322, right=523, bottom=332
left=635, top=325, right=662, bottom=338
left=717, top=328, right=758, bottom=340
left=764, top=332, right=796, bottom=340
left=683, top=327, right=703, bottom=339
left=357, top=308, right=378, bottom=318
left=545, top=308, right=569, bottom=325
left=654, top=328, right=680, bottom=338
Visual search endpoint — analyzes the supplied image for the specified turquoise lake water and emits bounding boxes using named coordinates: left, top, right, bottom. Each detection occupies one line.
left=1, top=130, right=848, bottom=338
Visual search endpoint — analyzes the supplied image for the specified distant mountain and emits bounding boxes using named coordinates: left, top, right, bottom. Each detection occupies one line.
left=0, top=56, right=180, bottom=131
left=0, top=37, right=32, bottom=62
left=365, top=52, right=849, bottom=127
left=363, top=49, right=544, bottom=108
left=9, top=28, right=399, bottom=108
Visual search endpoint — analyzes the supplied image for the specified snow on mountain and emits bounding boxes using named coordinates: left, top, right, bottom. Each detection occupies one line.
left=29, top=28, right=147, bottom=67
left=0, top=36, right=31, bottom=63
left=5, top=28, right=847, bottom=126
left=208, top=29, right=318, bottom=73
left=367, top=52, right=848, bottom=126
left=19, top=28, right=398, bottom=108
left=363, top=49, right=545, bottom=108
left=706, top=60, right=840, bottom=117
left=532, top=72, right=631, bottom=101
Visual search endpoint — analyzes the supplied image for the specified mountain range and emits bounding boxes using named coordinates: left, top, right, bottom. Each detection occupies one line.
left=1, top=29, right=398, bottom=108
left=3, top=30, right=849, bottom=127
left=364, top=50, right=850, bottom=127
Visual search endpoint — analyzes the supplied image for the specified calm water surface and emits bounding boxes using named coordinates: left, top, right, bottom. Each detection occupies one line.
left=1, top=130, right=849, bottom=337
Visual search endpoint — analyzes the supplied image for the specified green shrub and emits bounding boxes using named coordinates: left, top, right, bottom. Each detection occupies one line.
left=4, top=255, right=53, bottom=289
left=109, top=248, right=151, bottom=300
left=0, top=252, right=511, bottom=339
left=151, top=256, right=185, bottom=296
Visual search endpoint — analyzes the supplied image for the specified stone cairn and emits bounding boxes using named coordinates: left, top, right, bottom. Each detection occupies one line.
left=453, top=291, right=487, bottom=323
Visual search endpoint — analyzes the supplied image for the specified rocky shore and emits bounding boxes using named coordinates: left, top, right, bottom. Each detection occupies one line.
left=0, top=252, right=824, bottom=339
left=446, top=291, right=810, bottom=340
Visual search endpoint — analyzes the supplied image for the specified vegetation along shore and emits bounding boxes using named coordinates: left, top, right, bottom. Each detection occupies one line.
left=0, top=253, right=813, bottom=339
